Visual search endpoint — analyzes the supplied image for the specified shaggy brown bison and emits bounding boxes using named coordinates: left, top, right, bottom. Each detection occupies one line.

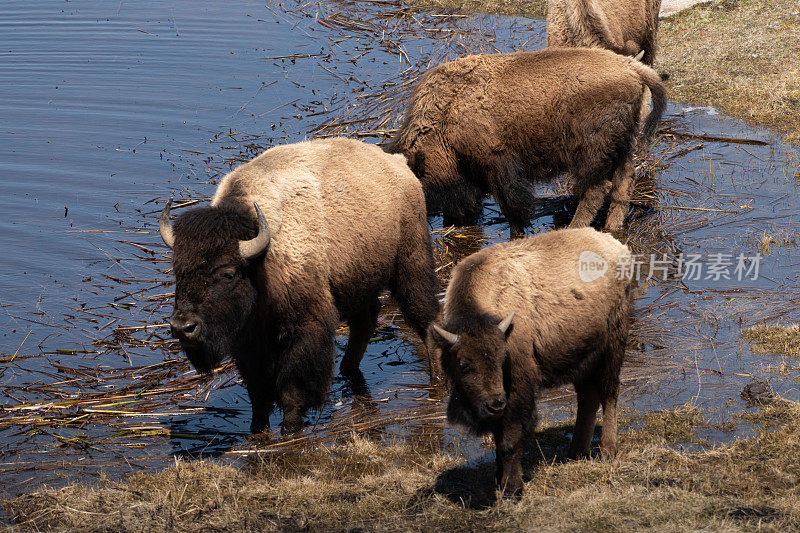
left=159, top=138, right=440, bottom=434
left=385, top=48, right=666, bottom=237
left=429, top=228, right=633, bottom=497
left=547, top=0, right=663, bottom=65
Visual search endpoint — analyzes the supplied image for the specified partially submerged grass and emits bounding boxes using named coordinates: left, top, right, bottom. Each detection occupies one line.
left=656, top=0, right=800, bottom=144
left=742, top=323, right=800, bottom=358
left=757, top=229, right=800, bottom=254
left=407, top=0, right=546, bottom=18
left=6, top=402, right=800, bottom=531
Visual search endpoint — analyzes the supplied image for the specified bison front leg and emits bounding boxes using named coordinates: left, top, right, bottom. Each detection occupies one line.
left=278, top=317, right=336, bottom=435
left=569, top=382, right=601, bottom=459
left=493, top=420, right=524, bottom=499
left=247, top=385, right=273, bottom=434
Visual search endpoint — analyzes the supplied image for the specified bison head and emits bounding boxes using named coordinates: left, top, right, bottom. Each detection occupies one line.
left=430, top=312, right=515, bottom=433
left=159, top=199, right=273, bottom=373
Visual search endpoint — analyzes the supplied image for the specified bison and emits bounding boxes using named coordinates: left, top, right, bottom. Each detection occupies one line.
left=385, top=47, right=666, bottom=237
left=159, top=138, right=440, bottom=434
left=547, top=0, right=663, bottom=65
left=428, top=227, right=633, bottom=497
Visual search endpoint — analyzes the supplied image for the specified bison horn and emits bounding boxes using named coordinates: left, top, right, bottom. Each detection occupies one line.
left=159, top=198, right=175, bottom=249
left=239, top=202, right=271, bottom=259
left=497, top=311, right=515, bottom=335
left=633, top=50, right=645, bottom=62
left=432, top=324, right=460, bottom=346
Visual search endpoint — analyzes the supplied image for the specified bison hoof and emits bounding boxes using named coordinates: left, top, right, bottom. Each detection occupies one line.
left=498, top=484, right=523, bottom=502
left=281, top=418, right=304, bottom=435
left=250, top=416, right=269, bottom=435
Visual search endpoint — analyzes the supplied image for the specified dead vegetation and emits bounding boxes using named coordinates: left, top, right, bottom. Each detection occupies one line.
left=656, top=0, right=800, bottom=145
left=5, top=401, right=800, bottom=532
left=407, top=0, right=546, bottom=18
left=742, top=323, right=800, bottom=358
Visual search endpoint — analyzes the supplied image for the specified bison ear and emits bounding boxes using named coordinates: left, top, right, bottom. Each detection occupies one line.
left=431, top=324, right=460, bottom=347
left=497, top=311, right=515, bottom=337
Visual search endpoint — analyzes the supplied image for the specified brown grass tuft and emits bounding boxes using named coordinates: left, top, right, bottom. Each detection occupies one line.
left=6, top=402, right=800, bottom=532
left=657, top=0, right=800, bottom=145
left=742, top=323, right=800, bottom=358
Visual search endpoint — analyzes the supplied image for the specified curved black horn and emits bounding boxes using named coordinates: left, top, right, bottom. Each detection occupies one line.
left=497, top=311, right=515, bottom=334
left=159, top=198, right=175, bottom=249
left=432, top=324, right=460, bottom=346
left=239, top=202, right=271, bottom=259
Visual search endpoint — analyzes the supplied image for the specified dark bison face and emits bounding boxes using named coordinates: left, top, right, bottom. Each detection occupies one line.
left=431, top=312, right=515, bottom=432
left=159, top=200, right=273, bottom=373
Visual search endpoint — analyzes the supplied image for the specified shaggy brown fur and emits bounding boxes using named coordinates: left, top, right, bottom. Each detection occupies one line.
left=429, top=228, right=633, bottom=497
left=547, top=0, right=663, bottom=65
left=385, top=48, right=666, bottom=237
left=163, top=138, right=440, bottom=434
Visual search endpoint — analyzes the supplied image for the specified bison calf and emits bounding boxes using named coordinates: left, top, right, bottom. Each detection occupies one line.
left=159, top=138, right=440, bottom=434
left=385, top=48, right=666, bottom=236
left=429, top=228, right=632, bottom=497
left=547, top=0, right=663, bottom=65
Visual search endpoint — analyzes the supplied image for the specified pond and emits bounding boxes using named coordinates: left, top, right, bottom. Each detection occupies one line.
left=1, top=0, right=798, bottom=497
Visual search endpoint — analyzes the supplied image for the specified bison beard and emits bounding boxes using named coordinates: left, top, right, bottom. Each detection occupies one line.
left=167, top=204, right=334, bottom=434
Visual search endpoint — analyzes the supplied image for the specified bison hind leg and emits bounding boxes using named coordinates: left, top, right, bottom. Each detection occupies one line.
left=568, top=178, right=613, bottom=229
left=604, top=157, right=635, bottom=233
left=340, top=296, right=381, bottom=376
left=391, top=222, right=441, bottom=378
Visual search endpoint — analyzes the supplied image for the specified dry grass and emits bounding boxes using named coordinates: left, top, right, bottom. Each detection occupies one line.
left=6, top=402, right=800, bottom=532
left=757, top=229, right=800, bottom=254
left=407, top=0, right=546, bottom=18
left=655, top=0, right=800, bottom=144
left=412, top=0, right=800, bottom=145
left=742, top=323, right=800, bottom=358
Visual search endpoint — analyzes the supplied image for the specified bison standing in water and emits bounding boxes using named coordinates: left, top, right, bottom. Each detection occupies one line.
left=429, top=228, right=632, bottom=498
left=159, top=138, right=440, bottom=434
left=385, top=48, right=666, bottom=236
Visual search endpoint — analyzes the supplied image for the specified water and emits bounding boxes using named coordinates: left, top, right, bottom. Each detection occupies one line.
left=0, top=0, right=798, bottom=497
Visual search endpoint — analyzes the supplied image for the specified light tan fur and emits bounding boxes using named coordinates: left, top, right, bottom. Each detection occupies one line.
left=442, top=228, right=631, bottom=353
left=547, top=0, right=663, bottom=65
left=212, top=138, right=425, bottom=319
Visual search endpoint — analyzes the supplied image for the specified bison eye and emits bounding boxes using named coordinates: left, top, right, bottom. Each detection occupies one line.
left=458, top=361, right=472, bottom=374
left=215, top=267, right=236, bottom=281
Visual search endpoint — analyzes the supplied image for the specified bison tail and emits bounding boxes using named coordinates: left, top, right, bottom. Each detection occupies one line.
left=629, top=59, right=666, bottom=142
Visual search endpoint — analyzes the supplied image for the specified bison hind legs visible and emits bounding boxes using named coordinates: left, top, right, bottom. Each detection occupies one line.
left=568, top=155, right=636, bottom=232
left=604, top=158, right=635, bottom=232
left=391, top=224, right=441, bottom=378
left=340, top=296, right=381, bottom=376
left=568, top=179, right=613, bottom=229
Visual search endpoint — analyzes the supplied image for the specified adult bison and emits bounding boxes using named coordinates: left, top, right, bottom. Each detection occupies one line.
left=385, top=48, right=666, bottom=237
left=428, top=228, right=633, bottom=498
left=547, top=0, right=663, bottom=65
left=159, top=138, right=440, bottom=434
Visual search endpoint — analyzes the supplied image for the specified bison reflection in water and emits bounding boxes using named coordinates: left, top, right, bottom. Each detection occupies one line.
left=429, top=228, right=633, bottom=498
left=159, top=138, right=440, bottom=434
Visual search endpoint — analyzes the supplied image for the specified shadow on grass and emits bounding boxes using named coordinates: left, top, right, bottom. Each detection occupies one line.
left=425, top=422, right=599, bottom=509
